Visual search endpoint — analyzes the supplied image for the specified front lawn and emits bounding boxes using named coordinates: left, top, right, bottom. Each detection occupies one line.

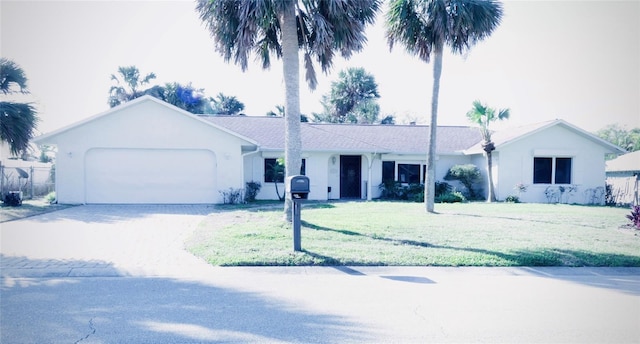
left=186, top=201, right=640, bottom=267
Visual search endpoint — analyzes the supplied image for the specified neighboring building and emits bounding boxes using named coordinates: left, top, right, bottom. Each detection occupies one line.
left=606, top=150, right=640, bottom=206
left=33, top=96, right=625, bottom=205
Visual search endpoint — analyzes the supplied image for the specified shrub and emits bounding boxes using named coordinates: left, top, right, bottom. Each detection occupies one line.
left=444, top=164, right=482, bottom=200
left=378, top=180, right=404, bottom=199
left=626, top=205, right=640, bottom=230
left=220, top=188, right=244, bottom=204
left=605, top=184, right=616, bottom=206
left=505, top=195, right=520, bottom=203
left=44, top=191, right=56, bottom=204
left=244, top=181, right=261, bottom=203
left=379, top=181, right=452, bottom=202
left=435, top=191, right=466, bottom=203
left=435, top=181, right=452, bottom=197
left=406, top=183, right=424, bottom=202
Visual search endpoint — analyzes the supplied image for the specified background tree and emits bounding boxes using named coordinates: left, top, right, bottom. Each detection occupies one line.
left=596, top=124, right=640, bottom=153
left=466, top=100, right=509, bottom=202
left=0, top=58, right=39, bottom=156
left=209, top=92, right=245, bottom=115
left=196, top=0, right=380, bottom=221
left=315, top=67, right=381, bottom=123
left=266, top=105, right=286, bottom=117
left=386, top=0, right=504, bottom=212
left=108, top=66, right=157, bottom=107
left=162, top=82, right=207, bottom=114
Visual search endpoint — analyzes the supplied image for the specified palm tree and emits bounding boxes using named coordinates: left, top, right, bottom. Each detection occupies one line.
left=209, top=92, right=245, bottom=115
left=0, top=58, right=39, bottom=156
left=386, top=0, right=504, bottom=212
left=196, top=0, right=380, bottom=220
left=108, top=66, right=157, bottom=107
left=466, top=100, right=509, bottom=202
left=322, top=67, right=381, bottom=123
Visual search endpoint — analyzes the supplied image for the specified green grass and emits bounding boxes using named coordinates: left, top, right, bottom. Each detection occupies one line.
left=186, top=201, right=640, bottom=267
left=0, top=198, right=74, bottom=222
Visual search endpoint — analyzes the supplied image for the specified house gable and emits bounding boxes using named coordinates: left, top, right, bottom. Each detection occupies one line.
left=465, top=119, right=625, bottom=155
left=34, top=95, right=258, bottom=148
left=32, top=96, right=257, bottom=204
left=485, top=120, right=625, bottom=204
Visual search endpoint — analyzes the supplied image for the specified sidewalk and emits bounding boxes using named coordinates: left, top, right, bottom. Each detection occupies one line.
left=1, top=205, right=639, bottom=343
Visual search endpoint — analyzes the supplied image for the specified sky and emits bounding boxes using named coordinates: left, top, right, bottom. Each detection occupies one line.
left=1, top=0, right=639, bottom=136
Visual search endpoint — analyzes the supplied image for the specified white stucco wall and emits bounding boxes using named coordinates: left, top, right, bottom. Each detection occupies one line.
left=38, top=99, right=251, bottom=204
left=495, top=124, right=613, bottom=204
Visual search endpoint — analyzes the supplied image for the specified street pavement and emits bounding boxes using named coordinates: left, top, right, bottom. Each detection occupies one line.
left=1, top=205, right=639, bottom=343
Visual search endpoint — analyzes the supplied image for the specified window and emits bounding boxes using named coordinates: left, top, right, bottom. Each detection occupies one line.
left=382, top=161, right=395, bottom=182
left=554, top=158, right=572, bottom=184
left=264, top=158, right=305, bottom=183
left=533, top=157, right=572, bottom=184
left=397, top=164, right=420, bottom=183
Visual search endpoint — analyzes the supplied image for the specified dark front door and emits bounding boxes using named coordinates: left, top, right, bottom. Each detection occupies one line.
left=340, top=155, right=361, bottom=199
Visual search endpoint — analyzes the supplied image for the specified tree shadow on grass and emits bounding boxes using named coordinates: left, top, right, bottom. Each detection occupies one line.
left=301, top=221, right=640, bottom=295
left=1, top=255, right=371, bottom=344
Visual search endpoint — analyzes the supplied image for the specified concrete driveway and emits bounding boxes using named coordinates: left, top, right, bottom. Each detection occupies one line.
left=1, top=204, right=214, bottom=277
left=1, top=205, right=639, bottom=343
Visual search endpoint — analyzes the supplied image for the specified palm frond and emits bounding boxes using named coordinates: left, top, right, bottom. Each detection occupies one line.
left=197, top=0, right=379, bottom=89
left=386, top=0, right=503, bottom=61
left=0, top=58, right=30, bottom=95
left=0, top=101, right=39, bottom=155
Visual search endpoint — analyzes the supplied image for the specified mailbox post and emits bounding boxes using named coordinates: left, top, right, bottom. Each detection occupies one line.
left=286, top=175, right=309, bottom=252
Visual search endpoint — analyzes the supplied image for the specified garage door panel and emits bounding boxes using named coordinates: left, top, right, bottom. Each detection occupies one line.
left=85, top=148, right=216, bottom=204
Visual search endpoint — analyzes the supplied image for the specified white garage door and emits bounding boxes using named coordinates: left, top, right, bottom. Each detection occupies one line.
left=85, top=148, right=217, bottom=204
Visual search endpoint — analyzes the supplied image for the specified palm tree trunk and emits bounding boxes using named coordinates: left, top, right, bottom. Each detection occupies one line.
left=279, top=2, right=302, bottom=222
left=425, top=50, right=443, bottom=213
left=486, top=150, right=495, bottom=202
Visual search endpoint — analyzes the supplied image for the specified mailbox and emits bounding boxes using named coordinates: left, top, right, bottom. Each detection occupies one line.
left=286, top=175, right=310, bottom=200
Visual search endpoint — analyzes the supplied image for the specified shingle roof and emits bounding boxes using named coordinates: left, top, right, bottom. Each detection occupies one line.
left=202, top=116, right=482, bottom=154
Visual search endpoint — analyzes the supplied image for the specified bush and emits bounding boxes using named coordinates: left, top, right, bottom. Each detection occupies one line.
left=444, top=164, right=482, bottom=200
left=505, top=195, right=520, bottom=203
left=406, top=183, right=424, bottom=202
left=435, top=191, right=466, bottom=203
left=626, top=205, right=640, bottom=230
left=220, top=188, right=244, bottom=204
left=379, top=180, right=404, bottom=200
left=44, top=191, right=56, bottom=204
left=3, top=192, right=22, bottom=206
left=435, top=181, right=452, bottom=196
left=379, top=181, right=452, bottom=202
left=244, top=181, right=261, bottom=203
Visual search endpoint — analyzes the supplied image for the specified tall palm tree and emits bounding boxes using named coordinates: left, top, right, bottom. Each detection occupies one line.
left=196, top=0, right=380, bottom=220
left=108, top=66, right=157, bottom=107
left=466, top=100, right=509, bottom=202
left=0, top=58, right=39, bottom=156
left=386, top=0, right=503, bottom=212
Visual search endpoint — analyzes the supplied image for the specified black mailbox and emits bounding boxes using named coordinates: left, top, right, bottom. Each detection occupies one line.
left=286, top=175, right=310, bottom=200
